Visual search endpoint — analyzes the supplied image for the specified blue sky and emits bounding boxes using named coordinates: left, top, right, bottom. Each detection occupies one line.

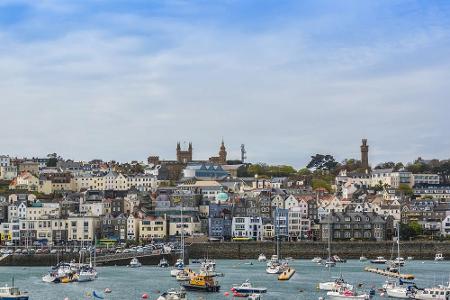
left=0, top=0, right=449, bottom=167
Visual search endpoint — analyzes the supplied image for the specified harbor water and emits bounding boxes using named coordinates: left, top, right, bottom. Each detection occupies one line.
left=0, top=259, right=449, bottom=299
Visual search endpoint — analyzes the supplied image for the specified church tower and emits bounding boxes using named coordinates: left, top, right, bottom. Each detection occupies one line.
left=219, top=140, right=227, bottom=164
left=361, top=139, right=369, bottom=170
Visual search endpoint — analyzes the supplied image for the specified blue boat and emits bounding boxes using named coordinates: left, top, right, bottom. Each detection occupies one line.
left=231, top=280, right=267, bottom=294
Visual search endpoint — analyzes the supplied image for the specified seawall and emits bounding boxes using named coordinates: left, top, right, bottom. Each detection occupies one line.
left=187, top=241, right=450, bottom=260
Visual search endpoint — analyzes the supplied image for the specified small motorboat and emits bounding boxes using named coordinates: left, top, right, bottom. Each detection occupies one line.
left=332, top=255, right=347, bottom=263
left=312, top=257, right=323, bottom=263
left=327, top=287, right=370, bottom=299
left=359, top=256, right=367, bottom=262
left=407, top=256, right=414, bottom=261
left=383, top=279, right=416, bottom=299
left=175, top=270, right=191, bottom=281
left=434, top=253, right=444, bottom=261
left=128, top=257, right=142, bottom=268
left=370, top=256, right=387, bottom=264
left=324, top=259, right=336, bottom=268
left=265, top=263, right=281, bottom=274
left=257, top=254, right=266, bottom=262
left=156, top=288, right=187, bottom=300
left=191, top=259, right=201, bottom=264
left=0, top=278, right=29, bottom=300
left=231, top=280, right=267, bottom=294
left=159, top=258, right=169, bottom=268
left=388, top=257, right=405, bottom=267
left=247, top=294, right=262, bottom=300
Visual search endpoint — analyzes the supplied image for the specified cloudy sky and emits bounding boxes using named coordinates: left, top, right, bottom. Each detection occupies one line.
left=1, top=0, right=449, bottom=168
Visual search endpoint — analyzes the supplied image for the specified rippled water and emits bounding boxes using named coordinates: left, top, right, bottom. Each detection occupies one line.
left=0, top=259, right=449, bottom=300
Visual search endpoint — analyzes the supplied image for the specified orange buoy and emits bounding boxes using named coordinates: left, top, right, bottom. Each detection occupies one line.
left=142, top=293, right=149, bottom=299
left=224, top=292, right=230, bottom=296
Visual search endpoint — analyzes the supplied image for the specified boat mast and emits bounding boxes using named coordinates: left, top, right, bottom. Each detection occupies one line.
left=181, top=203, right=184, bottom=263
left=328, top=221, right=331, bottom=261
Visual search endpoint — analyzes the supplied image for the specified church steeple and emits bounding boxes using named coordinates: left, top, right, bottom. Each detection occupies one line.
left=219, top=140, right=227, bottom=164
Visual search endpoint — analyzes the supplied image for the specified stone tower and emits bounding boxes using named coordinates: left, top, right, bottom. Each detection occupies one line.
left=219, top=140, right=227, bottom=164
left=361, top=139, right=369, bottom=170
left=176, top=142, right=193, bottom=163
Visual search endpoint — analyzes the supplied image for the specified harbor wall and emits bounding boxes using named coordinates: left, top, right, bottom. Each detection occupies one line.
left=187, top=241, right=450, bottom=260
left=0, top=253, right=179, bottom=267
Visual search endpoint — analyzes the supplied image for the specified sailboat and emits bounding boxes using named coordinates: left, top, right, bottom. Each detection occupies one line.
left=171, top=205, right=185, bottom=277
left=266, top=208, right=284, bottom=274
left=383, top=224, right=415, bottom=299
left=324, top=222, right=336, bottom=268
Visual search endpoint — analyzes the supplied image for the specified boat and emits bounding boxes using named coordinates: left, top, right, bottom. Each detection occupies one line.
left=327, top=287, right=370, bottom=299
left=278, top=267, right=295, bottom=281
left=77, top=265, right=97, bottom=282
left=128, top=257, right=142, bottom=268
left=407, top=256, right=414, bottom=261
left=171, top=206, right=186, bottom=276
left=257, top=254, right=266, bottom=262
left=370, top=256, right=387, bottom=264
left=156, top=288, right=187, bottom=300
left=266, top=255, right=279, bottom=267
left=176, top=269, right=191, bottom=281
left=412, top=281, right=450, bottom=299
left=384, top=224, right=415, bottom=299
left=359, top=256, right=367, bottom=262
left=231, top=280, right=267, bottom=294
left=0, top=278, right=29, bottom=300
left=247, top=294, right=262, bottom=300
left=181, top=273, right=220, bottom=292
left=191, top=259, right=201, bottom=264
left=332, top=255, right=347, bottom=263
left=312, top=257, right=323, bottom=263
left=159, top=258, right=169, bottom=268
left=324, top=222, right=335, bottom=268
left=435, top=253, right=445, bottom=261
left=318, top=274, right=354, bottom=291
left=265, top=263, right=281, bottom=274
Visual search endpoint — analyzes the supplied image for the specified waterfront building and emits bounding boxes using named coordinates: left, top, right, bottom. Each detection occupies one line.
left=320, top=212, right=393, bottom=241
left=208, top=203, right=232, bottom=241
left=100, top=213, right=127, bottom=242
left=139, top=215, right=166, bottom=241
left=168, top=214, right=201, bottom=237
left=127, top=214, right=140, bottom=241
left=442, top=215, right=450, bottom=236
left=288, top=206, right=310, bottom=241
left=67, top=215, right=100, bottom=245
left=231, top=216, right=263, bottom=240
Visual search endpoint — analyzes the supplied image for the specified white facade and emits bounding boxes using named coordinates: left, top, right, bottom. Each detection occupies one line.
left=0, top=155, right=10, bottom=167
left=231, top=216, right=262, bottom=240
left=442, top=215, right=450, bottom=236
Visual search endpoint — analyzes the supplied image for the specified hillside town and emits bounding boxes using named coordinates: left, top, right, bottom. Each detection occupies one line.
left=0, top=139, right=449, bottom=248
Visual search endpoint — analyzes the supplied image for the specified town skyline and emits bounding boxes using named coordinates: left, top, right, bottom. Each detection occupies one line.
left=1, top=1, right=450, bottom=166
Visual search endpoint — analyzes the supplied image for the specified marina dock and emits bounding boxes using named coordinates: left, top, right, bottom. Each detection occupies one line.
left=278, top=268, right=295, bottom=281
left=364, top=266, right=415, bottom=280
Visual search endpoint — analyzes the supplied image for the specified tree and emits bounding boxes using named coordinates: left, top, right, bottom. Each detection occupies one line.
left=307, top=154, right=339, bottom=171
left=399, top=184, right=413, bottom=196
left=375, top=162, right=395, bottom=170
left=399, top=222, right=422, bottom=240
left=312, top=178, right=332, bottom=192
left=46, top=158, right=58, bottom=167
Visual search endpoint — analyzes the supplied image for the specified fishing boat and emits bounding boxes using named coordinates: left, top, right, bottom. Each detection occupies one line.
left=312, top=257, right=323, bottom=263
left=128, top=257, right=142, bottom=268
left=435, top=253, right=445, bottom=261
left=412, top=281, right=450, bottom=299
left=231, top=280, right=267, bottom=294
left=257, top=253, right=267, bottom=262
left=176, top=270, right=191, bottom=281
left=159, top=258, right=169, bottom=268
left=156, top=288, right=187, bottom=300
left=181, top=273, right=220, bottom=292
left=326, top=287, right=370, bottom=299
left=0, top=278, right=29, bottom=300
left=318, top=274, right=354, bottom=291
left=370, top=256, right=387, bottom=264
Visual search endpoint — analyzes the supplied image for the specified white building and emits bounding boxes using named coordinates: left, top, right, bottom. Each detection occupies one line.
left=0, top=155, right=10, bottom=167
left=231, top=216, right=263, bottom=240
left=288, top=206, right=310, bottom=240
left=441, top=215, right=450, bottom=236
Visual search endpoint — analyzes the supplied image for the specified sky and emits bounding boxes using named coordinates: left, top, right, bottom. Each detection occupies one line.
left=0, top=0, right=449, bottom=168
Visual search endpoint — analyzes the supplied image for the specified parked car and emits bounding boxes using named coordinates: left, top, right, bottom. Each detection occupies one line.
left=50, top=249, right=57, bottom=254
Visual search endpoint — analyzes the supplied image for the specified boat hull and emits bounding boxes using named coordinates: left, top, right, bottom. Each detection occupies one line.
left=182, top=284, right=220, bottom=292
left=233, top=288, right=267, bottom=294
left=326, top=292, right=368, bottom=299
left=0, top=297, right=29, bottom=300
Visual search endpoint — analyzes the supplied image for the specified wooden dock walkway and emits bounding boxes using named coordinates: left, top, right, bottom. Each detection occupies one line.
left=364, top=266, right=415, bottom=280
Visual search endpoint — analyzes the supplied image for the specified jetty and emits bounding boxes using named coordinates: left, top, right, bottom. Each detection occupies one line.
left=278, top=268, right=295, bottom=281
left=364, top=266, right=415, bottom=280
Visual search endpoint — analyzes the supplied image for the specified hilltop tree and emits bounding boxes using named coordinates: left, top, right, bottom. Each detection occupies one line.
left=307, top=154, right=339, bottom=172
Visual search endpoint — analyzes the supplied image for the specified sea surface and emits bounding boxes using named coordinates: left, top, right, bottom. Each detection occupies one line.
left=0, top=259, right=449, bottom=300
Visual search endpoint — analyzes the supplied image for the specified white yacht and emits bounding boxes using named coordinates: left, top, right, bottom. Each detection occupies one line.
left=370, top=256, right=387, bottom=264
left=359, top=256, right=368, bottom=262
left=383, top=280, right=415, bottom=299
left=128, top=257, right=142, bottom=268
left=231, top=280, right=267, bottom=294
left=412, top=282, right=450, bottom=299
left=319, top=274, right=353, bottom=291
left=158, top=258, right=169, bottom=268
left=257, top=253, right=266, bottom=262
left=435, top=253, right=445, bottom=261
left=312, top=257, right=323, bottom=263
left=156, top=288, right=187, bottom=300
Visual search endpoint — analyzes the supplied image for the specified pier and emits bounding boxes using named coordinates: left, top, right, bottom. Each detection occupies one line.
left=364, top=266, right=415, bottom=280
